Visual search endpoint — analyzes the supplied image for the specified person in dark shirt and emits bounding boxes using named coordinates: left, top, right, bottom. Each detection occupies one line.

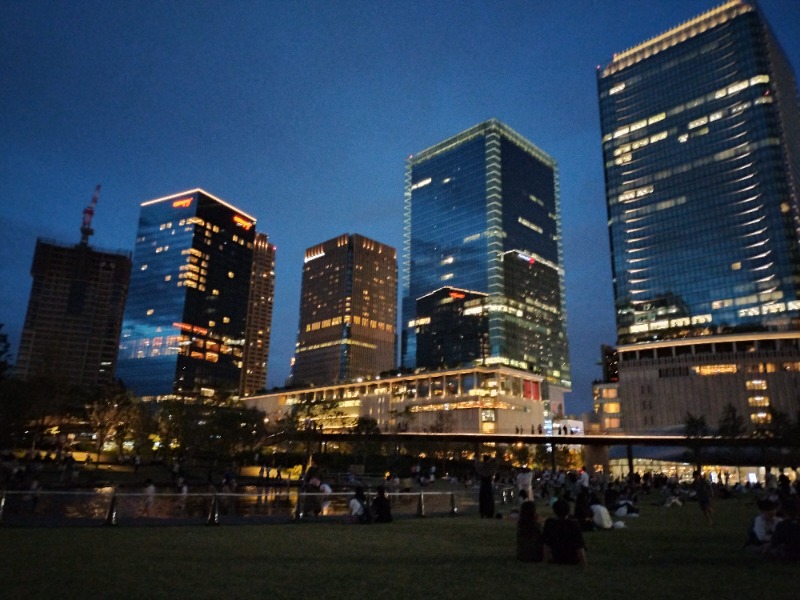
left=516, top=500, right=544, bottom=562
left=371, top=485, right=393, bottom=523
left=542, top=499, right=587, bottom=567
left=768, top=497, right=800, bottom=561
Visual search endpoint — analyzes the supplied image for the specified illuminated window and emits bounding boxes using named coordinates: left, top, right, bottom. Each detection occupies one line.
left=228, top=272, right=235, bottom=279
left=603, top=402, right=621, bottom=413
left=209, top=320, right=216, bottom=327
left=748, top=396, right=769, bottom=407
left=750, top=412, right=771, bottom=425
left=692, top=364, right=738, bottom=375
left=604, top=417, right=621, bottom=429
left=601, top=388, right=617, bottom=399
left=745, top=379, right=767, bottom=390
left=688, top=116, right=708, bottom=129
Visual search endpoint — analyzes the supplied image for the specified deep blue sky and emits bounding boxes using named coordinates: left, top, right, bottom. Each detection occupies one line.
left=2, top=1, right=798, bottom=414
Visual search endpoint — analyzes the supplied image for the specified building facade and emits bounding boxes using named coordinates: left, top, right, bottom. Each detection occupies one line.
left=117, top=189, right=258, bottom=398
left=240, top=232, right=276, bottom=397
left=16, top=238, right=131, bottom=387
left=291, top=234, right=397, bottom=386
left=597, top=1, right=800, bottom=432
left=599, top=0, right=800, bottom=344
left=245, top=365, right=546, bottom=435
left=414, top=286, right=489, bottom=369
left=402, top=120, right=571, bottom=416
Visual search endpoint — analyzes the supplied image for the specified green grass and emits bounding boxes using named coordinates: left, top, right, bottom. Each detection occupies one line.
left=0, top=495, right=795, bottom=600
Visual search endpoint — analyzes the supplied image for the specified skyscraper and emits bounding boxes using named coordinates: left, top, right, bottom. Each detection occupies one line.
left=16, top=238, right=131, bottom=387
left=598, top=0, right=800, bottom=432
left=240, top=232, right=276, bottom=397
left=599, top=0, right=800, bottom=344
left=402, top=120, right=571, bottom=400
left=117, top=189, right=259, bottom=398
left=292, top=233, right=397, bottom=386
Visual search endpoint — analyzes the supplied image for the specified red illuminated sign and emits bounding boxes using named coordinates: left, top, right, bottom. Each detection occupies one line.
left=172, top=198, right=193, bottom=208
left=233, top=215, right=254, bottom=230
left=449, top=291, right=465, bottom=299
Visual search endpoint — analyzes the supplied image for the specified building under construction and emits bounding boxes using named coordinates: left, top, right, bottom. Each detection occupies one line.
left=15, top=187, right=132, bottom=387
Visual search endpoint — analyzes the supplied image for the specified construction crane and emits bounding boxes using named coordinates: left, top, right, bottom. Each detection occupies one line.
left=80, top=184, right=101, bottom=245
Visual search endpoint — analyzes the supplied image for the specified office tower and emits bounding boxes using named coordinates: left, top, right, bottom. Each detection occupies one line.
left=402, top=119, right=571, bottom=400
left=598, top=1, right=800, bottom=432
left=414, top=286, right=489, bottom=369
left=292, top=233, right=397, bottom=386
left=117, top=189, right=258, bottom=398
left=599, top=0, right=800, bottom=344
left=240, top=233, right=276, bottom=397
left=16, top=238, right=131, bottom=387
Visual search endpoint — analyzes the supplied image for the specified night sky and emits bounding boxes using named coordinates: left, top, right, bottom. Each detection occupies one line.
left=2, top=1, right=799, bottom=414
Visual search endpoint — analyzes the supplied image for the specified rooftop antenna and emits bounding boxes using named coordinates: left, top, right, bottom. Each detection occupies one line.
left=80, top=184, right=101, bottom=245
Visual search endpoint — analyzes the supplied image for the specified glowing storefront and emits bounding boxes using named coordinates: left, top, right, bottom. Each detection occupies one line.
left=245, top=365, right=546, bottom=435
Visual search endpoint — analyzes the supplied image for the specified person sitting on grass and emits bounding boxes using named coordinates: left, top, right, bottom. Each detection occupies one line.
left=590, top=495, right=613, bottom=530
left=516, top=500, right=544, bottom=562
left=767, top=497, right=800, bottom=561
left=543, top=498, right=587, bottom=567
left=745, top=498, right=782, bottom=551
left=371, top=485, right=393, bottom=523
left=349, top=486, right=373, bottom=524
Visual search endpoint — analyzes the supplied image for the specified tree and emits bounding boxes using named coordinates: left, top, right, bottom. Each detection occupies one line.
left=86, top=383, right=136, bottom=464
left=350, top=416, right=382, bottom=464
left=717, top=403, right=745, bottom=437
left=684, top=412, right=708, bottom=470
left=684, top=412, right=708, bottom=437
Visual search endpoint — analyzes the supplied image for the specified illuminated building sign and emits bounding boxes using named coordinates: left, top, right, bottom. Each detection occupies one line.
left=449, top=291, right=466, bottom=299
left=233, top=215, right=254, bottom=230
left=172, top=198, right=193, bottom=208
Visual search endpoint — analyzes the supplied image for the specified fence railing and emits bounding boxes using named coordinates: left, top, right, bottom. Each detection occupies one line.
left=0, top=485, right=522, bottom=527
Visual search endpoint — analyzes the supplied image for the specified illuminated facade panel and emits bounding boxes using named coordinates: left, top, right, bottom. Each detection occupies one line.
left=292, top=234, right=397, bottom=386
left=402, top=119, right=571, bottom=393
left=245, top=365, right=546, bottom=435
left=117, top=189, right=257, bottom=397
left=16, top=239, right=131, bottom=387
left=598, top=0, right=800, bottom=344
left=616, top=332, right=800, bottom=433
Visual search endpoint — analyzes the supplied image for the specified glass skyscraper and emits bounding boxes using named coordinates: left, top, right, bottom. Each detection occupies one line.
left=117, top=189, right=258, bottom=398
left=402, top=119, right=571, bottom=393
left=598, top=0, right=800, bottom=345
left=597, top=0, right=800, bottom=434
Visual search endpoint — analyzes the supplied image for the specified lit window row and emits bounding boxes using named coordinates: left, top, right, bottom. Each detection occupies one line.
left=603, top=74, right=769, bottom=143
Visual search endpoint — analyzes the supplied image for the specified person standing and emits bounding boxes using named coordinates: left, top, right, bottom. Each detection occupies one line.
left=475, top=455, right=498, bottom=518
left=692, top=470, right=713, bottom=525
left=516, top=467, right=534, bottom=503
left=141, top=478, right=156, bottom=516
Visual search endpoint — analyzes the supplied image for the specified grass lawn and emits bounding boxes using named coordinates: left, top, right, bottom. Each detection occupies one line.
left=0, top=494, right=795, bottom=599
